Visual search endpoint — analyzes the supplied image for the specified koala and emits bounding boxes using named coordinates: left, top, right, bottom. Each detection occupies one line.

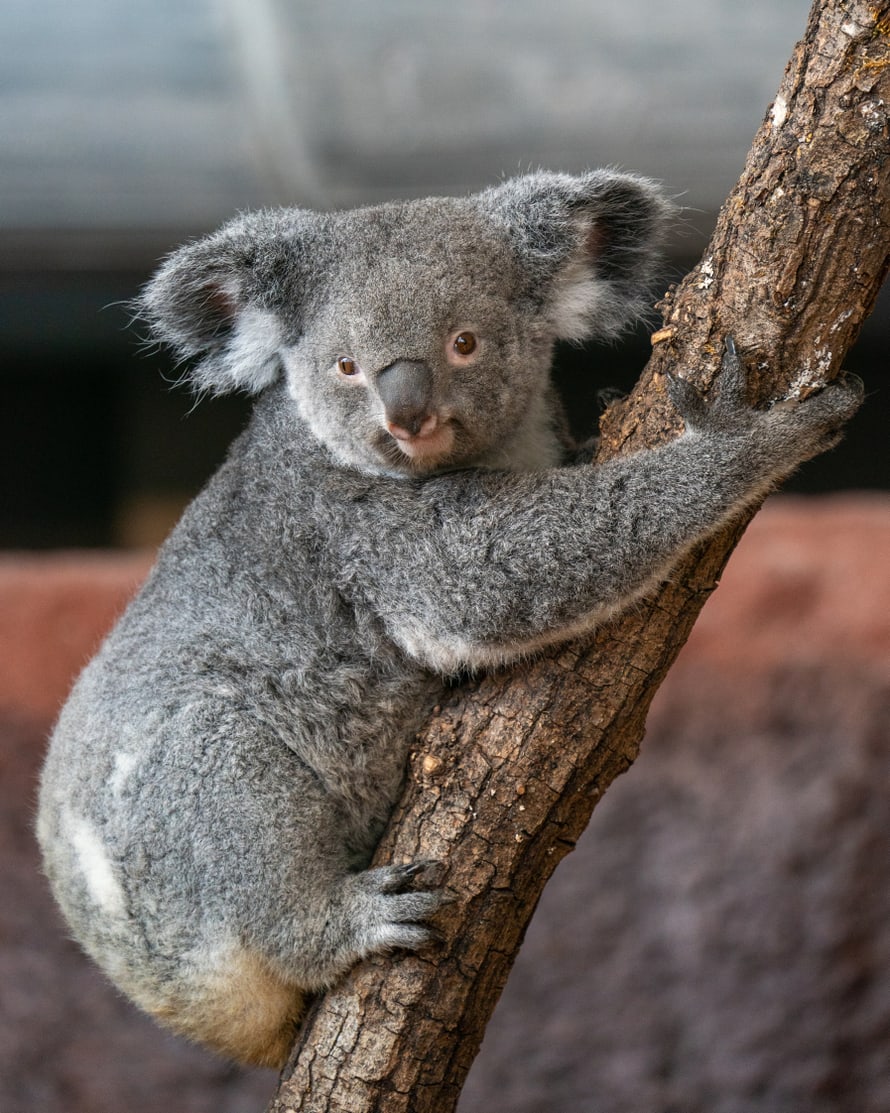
left=36, top=170, right=862, bottom=1069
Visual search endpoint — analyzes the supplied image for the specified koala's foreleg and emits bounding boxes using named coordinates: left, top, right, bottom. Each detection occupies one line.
left=336, top=343, right=863, bottom=673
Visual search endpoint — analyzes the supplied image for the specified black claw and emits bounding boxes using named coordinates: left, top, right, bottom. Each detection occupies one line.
left=666, top=368, right=707, bottom=420
left=388, top=859, right=444, bottom=890
left=716, top=335, right=748, bottom=407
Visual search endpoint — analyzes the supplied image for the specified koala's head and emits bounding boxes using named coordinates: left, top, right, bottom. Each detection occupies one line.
left=140, top=171, right=670, bottom=476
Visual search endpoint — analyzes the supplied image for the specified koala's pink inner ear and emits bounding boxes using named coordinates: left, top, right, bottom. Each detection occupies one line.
left=584, top=221, right=607, bottom=261
left=203, top=282, right=241, bottom=325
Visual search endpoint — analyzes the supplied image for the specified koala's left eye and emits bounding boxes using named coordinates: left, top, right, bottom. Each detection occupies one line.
left=452, top=331, right=477, bottom=356
left=337, top=356, right=359, bottom=376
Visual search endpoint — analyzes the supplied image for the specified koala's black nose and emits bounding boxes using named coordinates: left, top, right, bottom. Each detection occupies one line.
left=376, top=360, right=435, bottom=437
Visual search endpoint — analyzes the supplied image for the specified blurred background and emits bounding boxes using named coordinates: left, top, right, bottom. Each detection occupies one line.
left=1, top=3, right=888, bottom=1112
left=1, top=0, right=887, bottom=549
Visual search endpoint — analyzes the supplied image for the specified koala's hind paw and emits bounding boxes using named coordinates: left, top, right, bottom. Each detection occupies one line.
left=374, top=858, right=445, bottom=892
left=351, top=860, right=447, bottom=956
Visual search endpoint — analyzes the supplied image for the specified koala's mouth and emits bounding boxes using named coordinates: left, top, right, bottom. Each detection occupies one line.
left=390, top=421, right=455, bottom=460
left=373, top=418, right=458, bottom=471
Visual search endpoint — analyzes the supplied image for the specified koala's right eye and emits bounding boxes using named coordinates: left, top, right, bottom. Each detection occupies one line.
left=337, top=356, right=359, bottom=376
left=453, top=331, right=477, bottom=356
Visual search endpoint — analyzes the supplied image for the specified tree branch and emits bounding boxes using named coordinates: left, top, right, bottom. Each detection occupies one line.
left=269, top=2, right=890, bottom=1109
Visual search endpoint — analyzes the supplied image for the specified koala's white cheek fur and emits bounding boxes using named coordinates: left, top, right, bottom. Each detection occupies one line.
left=283, top=364, right=337, bottom=453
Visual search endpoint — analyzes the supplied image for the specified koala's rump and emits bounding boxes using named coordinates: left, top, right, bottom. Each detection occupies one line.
left=36, top=557, right=437, bottom=1065
left=36, top=657, right=361, bottom=1064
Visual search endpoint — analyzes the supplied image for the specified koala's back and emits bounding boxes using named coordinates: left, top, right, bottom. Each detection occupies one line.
left=37, top=389, right=441, bottom=1064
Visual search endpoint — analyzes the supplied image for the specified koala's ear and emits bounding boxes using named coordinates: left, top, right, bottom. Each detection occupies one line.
left=139, top=209, right=317, bottom=395
left=478, top=170, right=672, bottom=341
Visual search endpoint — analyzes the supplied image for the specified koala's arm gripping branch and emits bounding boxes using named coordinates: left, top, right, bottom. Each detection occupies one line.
left=340, top=381, right=851, bottom=675
left=269, top=2, right=890, bottom=1110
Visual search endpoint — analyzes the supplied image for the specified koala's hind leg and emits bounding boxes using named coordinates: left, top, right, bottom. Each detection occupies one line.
left=149, top=944, right=306, bottom=1069
left=157, top=862, right=442, bottom=1066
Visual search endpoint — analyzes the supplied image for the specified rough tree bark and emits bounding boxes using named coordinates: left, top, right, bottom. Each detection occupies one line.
left=269, top=2, right=890, bottom=1109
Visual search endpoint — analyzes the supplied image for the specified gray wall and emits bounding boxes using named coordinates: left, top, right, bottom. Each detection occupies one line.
left=1, top=0, right=811, bottom=262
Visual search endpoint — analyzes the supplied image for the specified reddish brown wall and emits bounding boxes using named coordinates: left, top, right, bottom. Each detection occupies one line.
left=2, top=495, right=887, bottom=1113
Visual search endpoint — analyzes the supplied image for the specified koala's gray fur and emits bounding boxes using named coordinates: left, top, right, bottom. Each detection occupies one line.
left=36, top=170, right=862, bottom=1068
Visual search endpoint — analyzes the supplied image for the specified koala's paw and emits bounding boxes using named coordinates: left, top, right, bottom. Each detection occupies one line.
left=766, top=370, right=864, bottom=461
left=666, top=335, right=746, bottom=429
left=668, top=336, right=864, bottom=467
left=351, top=860, right=447, bottom=955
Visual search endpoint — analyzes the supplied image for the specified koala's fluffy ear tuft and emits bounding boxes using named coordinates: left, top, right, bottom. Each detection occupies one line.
left=478, top=170, right=673, bottom=342
left=139, top=209, right=317, bottom=395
